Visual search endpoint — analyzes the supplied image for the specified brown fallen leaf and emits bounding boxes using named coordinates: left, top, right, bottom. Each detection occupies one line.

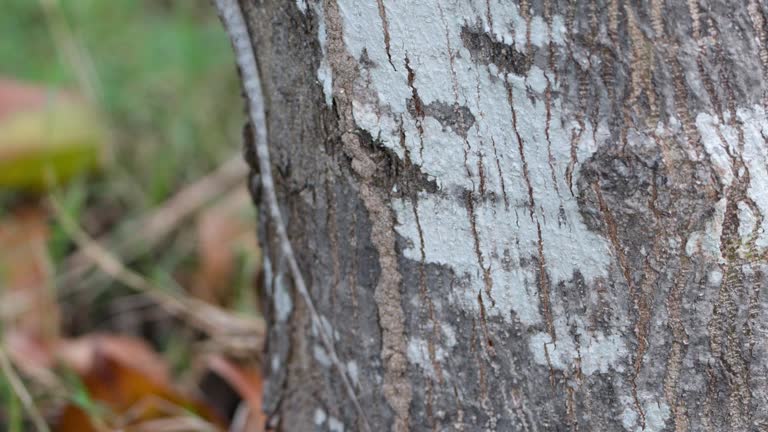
left=0, top=205, right=59, bottom=353
left=205, top=355, right=268, bottom=432
left=3, top=328, right=59, bottom=386
left=192, top=186, right=259, bottom=306
left=52, top=334, right=226, bottom=432
left=55, top=334, right=170, bottom=385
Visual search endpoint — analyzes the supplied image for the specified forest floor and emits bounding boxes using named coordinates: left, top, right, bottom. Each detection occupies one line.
left=0, top=1, right=267, bottom=430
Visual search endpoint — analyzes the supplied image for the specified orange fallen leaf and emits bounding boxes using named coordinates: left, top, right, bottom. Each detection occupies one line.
left=205, top=355, right=268, bottom=432
left=53, top=334, right=226, bottom=432
left=55, top=334, right=170, bottom=385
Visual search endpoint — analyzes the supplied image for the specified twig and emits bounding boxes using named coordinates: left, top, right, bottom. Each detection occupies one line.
left=0, top=344, right=51, bottom=432
left=37, top=0, right=102, bottom=104
left=120, top=395, right=220, bottom=432
left=130, top=417, right=219, bottom=432
left=211, top=1, right=370, bottom=429
left=131, top=417, right=219, bottom=432
left=228, top=402, right=251, bottom=432
left=60, top=155, right=248, bottom=292
left=50, top=197, right=265, bottom=358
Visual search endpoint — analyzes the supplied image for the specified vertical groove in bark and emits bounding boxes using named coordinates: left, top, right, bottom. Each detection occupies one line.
left=362, top=180, right=412, bottom=432
left=326, top=2, right=414, bottom=430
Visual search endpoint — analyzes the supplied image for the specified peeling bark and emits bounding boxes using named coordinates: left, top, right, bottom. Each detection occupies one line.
left=231, top=0, right=768, bottom=430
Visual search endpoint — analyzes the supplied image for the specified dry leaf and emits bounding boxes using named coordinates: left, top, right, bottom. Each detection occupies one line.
left=0, top=78, right=77, bottom=121
left=3, top=329, right=59, bottom=386
left=192, top=186, right=259, bottom=306
left=0, top=77, right=106, bottom=191
left=0, top=205, right=59, bottom=352
left=205, top=355, right=268, bottom=432
left=55, top=334, right=170, bottom=385
left=53, top=334, right=226, bottom=432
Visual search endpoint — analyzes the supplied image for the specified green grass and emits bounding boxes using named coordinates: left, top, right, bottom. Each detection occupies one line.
left=0, top=0, right=252, bottom=424
left=0, top=0, right=245, bottom=288
left=1, top=378, right=22, bottom=432
left=0, top=0, right=243, bottom=205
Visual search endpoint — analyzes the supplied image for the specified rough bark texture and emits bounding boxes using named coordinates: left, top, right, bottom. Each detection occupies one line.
left=237, top=0, right=768, bottom=430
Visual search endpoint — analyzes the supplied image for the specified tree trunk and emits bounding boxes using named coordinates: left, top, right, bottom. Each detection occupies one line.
left=235, top=0, right=768, bottom=430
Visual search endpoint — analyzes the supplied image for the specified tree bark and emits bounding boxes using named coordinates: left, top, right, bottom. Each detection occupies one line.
left=234, top=0, right=768, bottom=430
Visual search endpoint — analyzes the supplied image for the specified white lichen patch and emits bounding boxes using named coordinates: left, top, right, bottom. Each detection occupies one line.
left=332, top=0, right=613, bottom=364
left=696, top=112, right=739, bottom=187
left=643, top=400, right=671, bottom=432
left=738, top=201, right=757, bottom=240
left=529, top=16, right=549, bottom=47
left=328, top=416, right=345, bottom=432
left=403, top=325, right=458, bottom=379
left=685, top=198, right=726, bottom=261
left=311, top=1, right=333, bottom=107
left=695, top=106, right=768, bottom=250
left=529, top=316, right=628, bottom=376
left=407, top=336, right=447, bottom=379
left=295, top=0, right=308, bottom=14
left=708, top=269, right=724, bottom=287
left=274, top=272, right=293, bottom=322
left=314, top=344, right=332, bottom=367
left=621, top=401, right=638, bottom=431
left=390, top=69, right=613, bottom=324
left=738, top=106, right=768, bottom=249
left=441, top=323, right=457, bottom=348
left=346, top=360, right=359, bottom=387
left=393, top=65, right=613, bottom=323
left=314, top=408, right=327, bottom=426
left=620, top=394, right=670, bottom=432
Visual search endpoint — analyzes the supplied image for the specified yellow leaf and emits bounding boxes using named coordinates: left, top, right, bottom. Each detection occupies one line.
left=0, top=97, right=107, bottom=191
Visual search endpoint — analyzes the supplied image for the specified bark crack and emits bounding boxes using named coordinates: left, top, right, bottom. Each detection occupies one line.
left=505, top=79, right=537, bottom=221
left=490, top=137, right=510, bottom=209
left=404, top=54, right=426, bottom=160
left=466, top=191, right=496, bottom=308
left=376, top=0, right=396, bottom=70
left=591, top=180, right=646, bottom=428
left=325, top=175, right=342, bottom=307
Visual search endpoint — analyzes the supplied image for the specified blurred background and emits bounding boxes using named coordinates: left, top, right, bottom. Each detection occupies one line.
left=0, top=1, right=267, bottom=430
